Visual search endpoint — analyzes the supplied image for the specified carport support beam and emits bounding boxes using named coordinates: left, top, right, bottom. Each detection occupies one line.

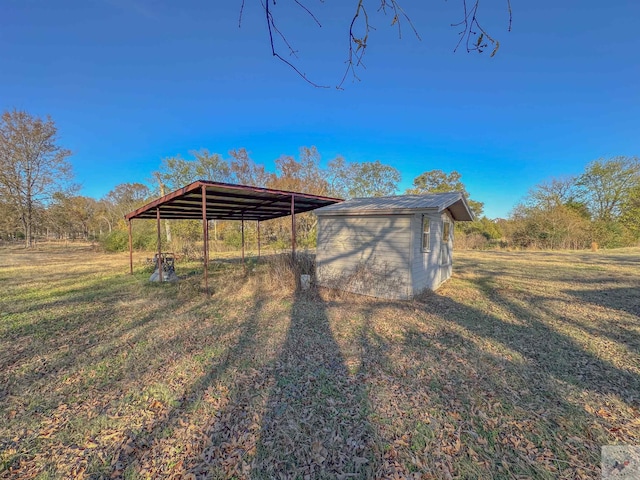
left=291, top=194, right=296, bottom=262
left=241, top=214, right=245, bottom=268
left=202, top=185, right=209, bottom=295
left=128, top=219, right=133, bottom=275
left=257, top=221, right=261, bottom=259
left=156, top=208, right=163, bottom=282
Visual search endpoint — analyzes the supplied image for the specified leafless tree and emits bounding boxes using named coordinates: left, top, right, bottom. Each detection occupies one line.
left=0, top=110, right=73, bottom=247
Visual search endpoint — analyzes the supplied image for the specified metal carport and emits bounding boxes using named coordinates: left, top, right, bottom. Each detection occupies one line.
left=124, top=180, right=342, bottom=293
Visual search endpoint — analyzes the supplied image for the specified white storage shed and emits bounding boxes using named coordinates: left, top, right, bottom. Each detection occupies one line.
left=314, top=192, right=474, bottom=299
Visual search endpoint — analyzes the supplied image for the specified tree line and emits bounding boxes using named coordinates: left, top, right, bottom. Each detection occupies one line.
left=501, top=157, right=640, bottom=250
left=1, top=110, right=638, bottom=251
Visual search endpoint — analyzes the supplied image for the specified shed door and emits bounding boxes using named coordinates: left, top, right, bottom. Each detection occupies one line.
left=439, top=219, right=453, bottom=284
left=440, top=220, right=452, bottom=266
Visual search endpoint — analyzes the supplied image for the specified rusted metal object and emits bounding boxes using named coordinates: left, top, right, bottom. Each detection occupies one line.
left=291, top=194, right=296, bottom=261
left=128, top=219, right=133, bottom=275
left=241, top=214, right=245, bottom=268
left=156, top=208, right=163, bottom=282
left=201, top=184, right=209, bottom=295
left=125, top=181, right=341, bottom=222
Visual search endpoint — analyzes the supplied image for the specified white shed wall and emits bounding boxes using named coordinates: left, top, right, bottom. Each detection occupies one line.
left=316, top=215, right=412, bottom=299
left=409, top=211, right=445, bottom=295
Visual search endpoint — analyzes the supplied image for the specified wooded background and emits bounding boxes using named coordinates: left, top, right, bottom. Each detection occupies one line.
left=1, top=110, right=638, bottom=252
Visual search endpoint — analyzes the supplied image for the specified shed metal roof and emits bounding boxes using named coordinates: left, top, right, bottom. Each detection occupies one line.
left=313, top=192, right=474, bottom=221
left=125, top=181, right=343, bottom=222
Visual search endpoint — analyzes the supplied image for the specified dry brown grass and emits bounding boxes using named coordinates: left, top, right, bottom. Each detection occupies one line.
left=1, top=244, right=639, bottom=479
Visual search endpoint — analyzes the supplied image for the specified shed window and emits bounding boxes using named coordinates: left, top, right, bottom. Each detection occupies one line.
left=422, top=216, right=430, bottom=252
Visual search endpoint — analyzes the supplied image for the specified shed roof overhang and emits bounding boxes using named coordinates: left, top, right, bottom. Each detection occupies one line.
left=445, top=196, right=474, bottom=222
left=125, top=181, right=343, bottom=222
left=313, top=192, right=474, bottom=221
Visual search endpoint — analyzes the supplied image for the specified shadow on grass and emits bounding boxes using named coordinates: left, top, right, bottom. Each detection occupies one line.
left=116, top=282, right=269, bottom=477
left=398, top=321, right=605, bottom=477
left=347, top=290, right=625, bottom=477
left=0, top=260, right=250, bottom=477
left=4, top=246, right=638, bottom=478
left=458, top=276, right=640, bottom=404
left=181, top=289, right=378, bottom=479
left=0, top=273, right=139, bottom=401
left=564, top=286, right=640, bottom=318
left=250, top=291, right=376, bottom=479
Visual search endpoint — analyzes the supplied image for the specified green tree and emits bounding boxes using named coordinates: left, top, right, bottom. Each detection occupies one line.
left=573, top=156, right=640, bottom=247
left=408, top=169, right=464, bottom=194
left=266, top=147, right=330, bottom=245
left=455, top=215, right=503, bottom=249
left=350, top=160, right=401, bottom=198
left=104, top=182, right=151, bottom=225
left=154, top=149, right=233, bottom=190
left=0, top=110, right=74, bottom=247
left=152, top=150, right=232, bottom=242
left=509, top=203, right=590, bottom=250
left=620, top=184, right=640, bottom=239
left=154, top=155, right=198, bottom=192
left=191, top=149, right=232, bottom=183
left=46, top=194, right=99, bottom=240
left=564, top=198, right=591, bottom=220
left=327, top=158, right=400, bottom=198
left=407, top=169, right=483, bottom=217
left=506, top=176, right=595, bottom=250
left=229, top=148, right=270, bottom=187
left=326, top=156, right=350, bottom=198
left=100, top=183, right=156, bottom=252
left=0, top=195, right=21, bottom=240
left=576, top=156, right=640, bottom=222
left=525, top=176, right=578, bottom=210
left=462, top=216, right=502, bottom=240
left=269, top=146, right=329, bottom=195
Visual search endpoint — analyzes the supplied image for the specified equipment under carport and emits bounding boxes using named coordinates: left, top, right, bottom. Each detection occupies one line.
left=150, top=252, right=178, bottom=282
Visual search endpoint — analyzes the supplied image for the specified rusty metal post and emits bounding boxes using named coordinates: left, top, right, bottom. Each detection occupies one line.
left=257, top=221, right=261, bottom=259
left=156, top=208, right=163, bottom=282
left=291, top=194, right=296, bottom=261
left=201, top=185, right=209, bottom=295
left=241, top=214, right=245, bottom=268
left=128, top=219, right=133, bottom=275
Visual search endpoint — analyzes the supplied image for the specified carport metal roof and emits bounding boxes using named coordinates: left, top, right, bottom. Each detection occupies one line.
left=125, top=180, right=342, bottom=222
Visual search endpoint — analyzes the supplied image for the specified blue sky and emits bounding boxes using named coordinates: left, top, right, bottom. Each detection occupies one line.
left=1, top=0, right=638, bottom=218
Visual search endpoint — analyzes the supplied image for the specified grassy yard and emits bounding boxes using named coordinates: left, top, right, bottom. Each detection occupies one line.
left=1, top=244, right=639, bottom=479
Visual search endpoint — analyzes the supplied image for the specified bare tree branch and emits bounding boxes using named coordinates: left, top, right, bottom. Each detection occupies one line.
left=264, top=0, right=330, bottom=88
left=452, top=0, right=512, bottom=57
left=338, top=0, right=421, bottom=89
left=238, top=0, right=245, bottom=28
left=245, top=0, right=512, bottom=88
left=338, top=0, right=369, bottom=88
left=293, top=0, right=322, bottom=27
